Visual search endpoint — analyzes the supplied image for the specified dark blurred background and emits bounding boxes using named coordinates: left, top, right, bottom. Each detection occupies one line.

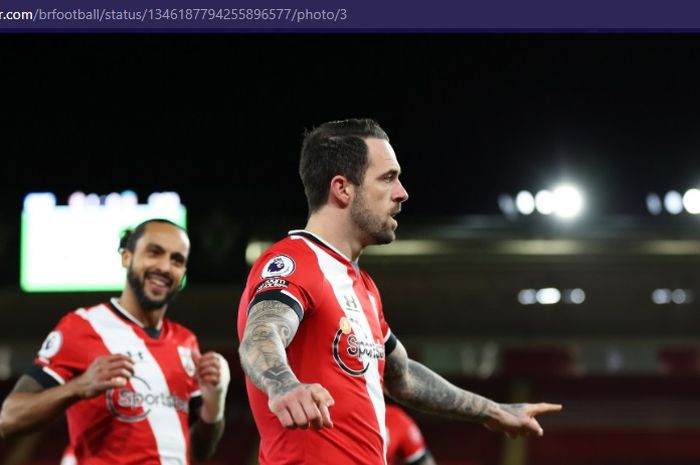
left=2, top=34, right=700, bottom=464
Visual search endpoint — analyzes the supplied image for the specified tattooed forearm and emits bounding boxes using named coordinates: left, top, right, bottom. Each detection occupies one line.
left=239, top=300, right=302, bottom=397
left=384, top=343, right=496, bottom=422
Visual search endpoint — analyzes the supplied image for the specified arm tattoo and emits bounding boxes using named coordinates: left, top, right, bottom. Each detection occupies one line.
left=239, top=300, right=301, bottom=397
left=384, top=344, right=495, bottom=422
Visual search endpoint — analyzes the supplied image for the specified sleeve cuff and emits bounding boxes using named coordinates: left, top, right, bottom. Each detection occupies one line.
left=248, top=290, right=303, bottom=321
left=26, top=364, right=63, bottom=388
left=384, top=332, right=398, bottom=356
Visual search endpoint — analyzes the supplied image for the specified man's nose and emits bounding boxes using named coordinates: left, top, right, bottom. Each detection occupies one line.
left=395, top=181, right=409, bottom=202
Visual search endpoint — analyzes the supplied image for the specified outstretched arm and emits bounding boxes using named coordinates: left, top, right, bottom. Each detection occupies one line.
left=238, top=299, right=334, bottom=430
left=0, top=354, right=134, bottom=439
left=383, top=341, right=561, bottom=438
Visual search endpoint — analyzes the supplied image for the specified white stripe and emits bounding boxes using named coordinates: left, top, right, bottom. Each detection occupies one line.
left=42, top=366, right=65, bottom=385
left=300, top=238, right=387, bottom=464
left=280, top=290, right=305, bottom=318
left=405, top=447, right=427, bottom=464
left=77, top=305, right=187, bottom=465
left=383, top=329, right=393, bottom=343
left=289, top=230, right=353, bottom=263
left=110, top=297, right=162, bottom=329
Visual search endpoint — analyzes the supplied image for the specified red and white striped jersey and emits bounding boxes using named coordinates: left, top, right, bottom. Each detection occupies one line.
left=237, top=230, right=397, bottom=465
left=386, top=404, right=428, bottom=465
left=31, top=299, right=201, bottom=465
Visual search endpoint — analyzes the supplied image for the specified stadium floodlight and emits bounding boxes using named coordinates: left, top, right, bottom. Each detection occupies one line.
left=552, top=185, right=584, bottom=219
left=497, top=193, right=517, bottom=219
left=646, top=193, right=663, bottom=215
left=536, top=287, right=561, bottom=304
left=534, top=190, right=555, bottom=215
left=671, top=289, right=687, bottom=304
left=651, top=288, right=672, bottom=304
left=517, top=289, right=537, bottom=305
left=664, top=191, right=683, bottom=215
left=564, top=288, right=586, bottom=304
left=515, top=191, right=535, bottom=215
left=683, top=189, right=700, bottom=214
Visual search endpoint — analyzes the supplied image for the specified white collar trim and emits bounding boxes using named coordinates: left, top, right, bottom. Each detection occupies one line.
left=109, top=297, right=162, bottom=330
left=288, top=229, right=354, bottom=263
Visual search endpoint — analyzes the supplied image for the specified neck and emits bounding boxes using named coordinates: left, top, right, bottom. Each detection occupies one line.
left=118, top=288, right=166, bottom=328
left=305, top=209, right=364, bottom=261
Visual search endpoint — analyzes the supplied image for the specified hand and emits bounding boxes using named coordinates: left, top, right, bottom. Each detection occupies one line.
left=195, top=351, right=228, bottom=388
left=483, top=402, right=562, bottom=438
left=194, top=351, right=230, bottom=423
left=72, top=354, right=134, bottom=399
left=268, top=383, right=335, bottom=430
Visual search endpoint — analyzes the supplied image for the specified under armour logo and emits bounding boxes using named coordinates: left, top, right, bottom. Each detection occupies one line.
left=126, top=350, right=145, bottom=362
left=343, top=295, right=358, bottom=309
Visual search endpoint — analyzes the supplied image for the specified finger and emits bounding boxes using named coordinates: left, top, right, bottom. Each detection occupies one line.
left=197, top=360, right=218, bottom=371
left=527, top=417, right=544, bottom=436
left=107, top=353, right=135, bottom=364
left=192, top=351, right=202, bottom=367
left=317, top=401, right=333, bottom=429
left=287, top=402, right=310, bottom=429
left=309, top=387, right=334, bottom=428
left=105, top=360, right=135, bottom=377
left=300, top=401, right=323, bottom=430
left=103, top=355, right=135, bottom=367
left=528, top=403, right=563, bottom=415
left=197, top=368, right=221, bottom=386
left=108, top=376, right=128, bottom=387
left=298, top=389, right=326, bottom=430
left=274, top=407, right=295, bottom=429
left=197, top=367, right=219, bottom=379
left=197, top=352, right=219, bottom=365
left=199, top=374, right=220, bottom=387
left=196, top=360, right=221, bottom=377
left=108, top=367, right=135, bottom=380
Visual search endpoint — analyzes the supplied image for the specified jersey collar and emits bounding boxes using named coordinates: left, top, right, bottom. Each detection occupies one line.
left=109, top=297, right=163, bottom=338
left=288, top=229, right=358, bottom=268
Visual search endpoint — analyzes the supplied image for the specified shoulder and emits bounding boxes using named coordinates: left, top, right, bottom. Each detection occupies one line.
left=36, top=303, right=105, bottom=365
left=51, top=302, right=106, bottom=334
left=252, top=236, right=321, bottom=282
left=360, top=270, right=379, bottom=289
left=260, top=236, right=317, bottom=268
left=164, top=319, right=198, bottom=345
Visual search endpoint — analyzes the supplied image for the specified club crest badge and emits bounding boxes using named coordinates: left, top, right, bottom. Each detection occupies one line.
left=177, top=346, right=196, bottom=377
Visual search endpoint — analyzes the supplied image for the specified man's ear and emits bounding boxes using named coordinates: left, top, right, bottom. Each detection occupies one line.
left=121, top=249, right=132, bottom=269
left=329, top=175, right=355, bottom=208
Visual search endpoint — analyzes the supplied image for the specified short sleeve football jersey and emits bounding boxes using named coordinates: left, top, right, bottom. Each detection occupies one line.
left=237, top=230, right=398, bottom=465
left=31, top=299, right=201, bottom=465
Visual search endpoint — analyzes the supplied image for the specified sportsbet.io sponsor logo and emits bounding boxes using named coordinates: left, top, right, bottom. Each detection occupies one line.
left=332, top=317, right=385, bottom=376
left=261, top=255, right=296, bottom=278
left=256, top=278, right=289, bottom=292
left=106, top=376, right=189, bottom=423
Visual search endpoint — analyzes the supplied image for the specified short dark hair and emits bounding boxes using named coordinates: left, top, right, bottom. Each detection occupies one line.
left=299, top=118, right=389, bottom=213
left=119, top=219, right=187, bottom=253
